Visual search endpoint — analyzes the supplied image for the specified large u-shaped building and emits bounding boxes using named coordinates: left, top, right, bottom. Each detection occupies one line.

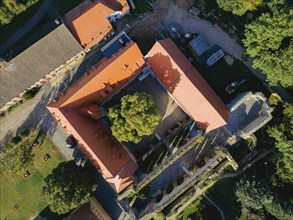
left=47, top=35, right=229, bottom=193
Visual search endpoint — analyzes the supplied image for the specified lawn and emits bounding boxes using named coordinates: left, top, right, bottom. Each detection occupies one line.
left=0, top=133, right=66, bottom=220
left=205, top=178, right=242, bottom=220
left=180, top=197, right=221, bottom=220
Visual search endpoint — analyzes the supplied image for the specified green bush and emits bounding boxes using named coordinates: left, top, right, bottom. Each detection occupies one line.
left=176, top=175, right=185, bottom=185
left=20, top=130, right=31, bottom=138
left=268, top=94, right=281, bottom=106
left=7, top=101, right=22, bottom=112
left=137, top=185, right=150, bottom=200
left=23, top=90, right=36, bottom=100
left=166, top=183, right=174, bottom=194
left=9, top=136, right=22, bottom=145
left=156, top=193, right=163, bottom=203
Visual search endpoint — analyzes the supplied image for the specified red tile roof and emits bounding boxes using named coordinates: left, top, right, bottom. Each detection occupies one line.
left=64, top=0, right=129, bottom=50
left=147, top=39, right=230, bottom=132
left=47, top=42, right=145, bottom=193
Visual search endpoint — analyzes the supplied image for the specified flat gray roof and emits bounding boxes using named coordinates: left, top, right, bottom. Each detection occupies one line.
left=189, top=35, right=210, bottom=56
left=0, top=23, right=82, bottom=108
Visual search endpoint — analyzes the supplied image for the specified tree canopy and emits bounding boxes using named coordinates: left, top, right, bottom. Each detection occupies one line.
left=41, top=161, right=97, bottom=214
left=267, top=103, right=293, bottom=183
left=0, top=0, right=39, bottom=25
left=108, top=92, right=161, bottom=143
left=0, top=142, right=34, bottom=175
left=243, top=5, right=293, bottom=88
left=216, top=0, right=262, bottom=15
left=236, top=178, right=293, bottom=220
left=235, top=178, right=267, bottom=210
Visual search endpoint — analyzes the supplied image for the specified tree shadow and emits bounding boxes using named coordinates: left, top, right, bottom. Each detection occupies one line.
left=0, top=130, right=14, bottom=152
left=38, top=206, right=66, bottom=220
left=146, top=52, right=181, bottom=93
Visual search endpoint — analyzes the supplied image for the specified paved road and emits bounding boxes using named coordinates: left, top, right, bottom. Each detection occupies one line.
left=203, top=194, right=225, bottom=220
left=0, top=0, right=55, bottom=55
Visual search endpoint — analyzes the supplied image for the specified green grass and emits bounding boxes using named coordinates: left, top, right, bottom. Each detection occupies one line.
left=0, top=133, right=66, bottom=220
left=180, top=197, right=221, bottom=220
left=205, top=178, right=242, bottom=220
left=53, top=0, right=84, bottom=16
left=0, top=1, right=42, bottom=44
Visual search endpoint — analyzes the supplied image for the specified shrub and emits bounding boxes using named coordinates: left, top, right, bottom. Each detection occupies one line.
left=23, top=89, right=36, bottom=100
left=9, top=136, right=22, bottom=145
left=156, top=193, right=163, bottom=203
left=7, top=101, right=22, bottom=112
left=166, top=183, right=174, bottom=194
left=269, top=93, right=281, bottom=106
left=176, top=175, right=185, bottom=185
left=20, top=130, right=31, bottom=138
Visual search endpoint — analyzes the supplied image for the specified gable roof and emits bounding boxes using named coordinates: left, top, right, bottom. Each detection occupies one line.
left=146, top=39, right=230, bottom=132
left=64, top=0, right=124, bottom=49
left=0, top=23, right=82, bottom=108
left=47, top=41, right=145, bottom=193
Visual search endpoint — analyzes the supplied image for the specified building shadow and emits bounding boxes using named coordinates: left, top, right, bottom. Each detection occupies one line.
left=37, top=206, right=66, bottom=220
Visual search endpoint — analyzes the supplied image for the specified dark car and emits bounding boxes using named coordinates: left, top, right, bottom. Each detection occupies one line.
left=225, top=79, right=246, bottom=94
left=65, top=136, right=77, bottom=148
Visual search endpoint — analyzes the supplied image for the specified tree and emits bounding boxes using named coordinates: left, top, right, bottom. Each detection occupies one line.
left=236, top=178, right=293, bottom=219
left=23, top=89, right=37, bottom=100
left=235, top=178, right=268, bottom=210
left=108, top=92, right=161, bottom=143
left=267, top=103, right=293, bottom=183
left=216, top=0, right=262, bottom=16
left=264, top=199, right=293, bottom=220
left=243, top=6, right=293, bottom=88
left=0, top=0, right=38, bottom=25
left=41, top=161, right=97, bottom=214
left=0, top=143, right=34, bottom=175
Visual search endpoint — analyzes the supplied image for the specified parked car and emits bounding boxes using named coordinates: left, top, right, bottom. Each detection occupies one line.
left=205, top=49, right=225, bottom=66
left=168, top=23, right=181, bottom=38
left=65, top=135, right=77, bottom=148
left=225, top=79, right=246, bottom=94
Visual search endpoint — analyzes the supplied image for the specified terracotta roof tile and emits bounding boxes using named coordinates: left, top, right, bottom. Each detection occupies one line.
left=147, top=39, right=230, bottom=132
left=64, top=1, right=114, bottom=49
left=47, top=41, right=144, bottom=193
